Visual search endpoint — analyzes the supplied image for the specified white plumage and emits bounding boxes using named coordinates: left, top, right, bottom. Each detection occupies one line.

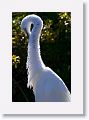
left=21, top=14, right=71, bottom=102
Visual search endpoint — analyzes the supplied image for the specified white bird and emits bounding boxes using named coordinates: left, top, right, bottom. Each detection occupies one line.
left=21, top=14, right=71, bottom=102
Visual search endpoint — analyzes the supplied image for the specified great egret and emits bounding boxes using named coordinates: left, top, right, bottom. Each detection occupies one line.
left=21, top=14, right=71, bottom=102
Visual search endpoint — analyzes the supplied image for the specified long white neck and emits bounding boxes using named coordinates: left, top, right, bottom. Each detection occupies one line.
left=22, top=15, right=45, bottom=87
left=27, top=22, right=45, bottom=70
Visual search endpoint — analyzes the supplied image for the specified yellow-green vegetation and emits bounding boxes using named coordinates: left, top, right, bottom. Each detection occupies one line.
left=12, top=55, right=20, bottom=68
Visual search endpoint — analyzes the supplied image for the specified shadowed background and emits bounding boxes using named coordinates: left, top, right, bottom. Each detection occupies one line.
left=12, top=12, right=71, bottom=102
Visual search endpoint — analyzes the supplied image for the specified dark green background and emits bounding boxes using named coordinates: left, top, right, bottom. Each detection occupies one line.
left=12, top=12, right=71, bottom=102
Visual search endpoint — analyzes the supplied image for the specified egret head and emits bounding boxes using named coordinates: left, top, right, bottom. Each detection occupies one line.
left=21, top=17, right=29, bottom=32
left=21, top=14, right=43, bottom=32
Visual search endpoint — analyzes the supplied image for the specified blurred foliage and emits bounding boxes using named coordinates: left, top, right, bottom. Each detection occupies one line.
left=12, top=55, right=20, bottom=68
left=12, top=12, right=71, bottom=102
